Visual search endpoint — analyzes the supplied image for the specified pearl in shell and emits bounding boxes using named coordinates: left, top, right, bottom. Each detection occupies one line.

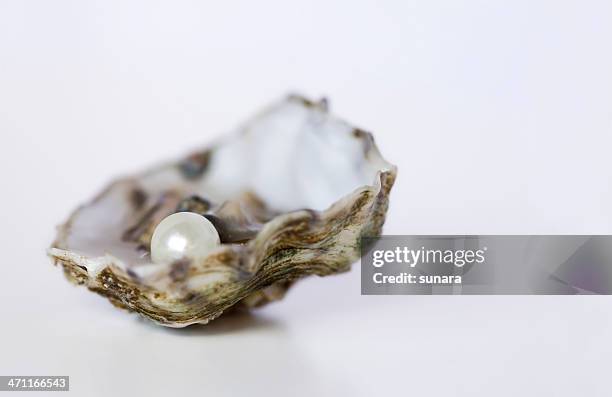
left=151, top=212, right=220, bottom=264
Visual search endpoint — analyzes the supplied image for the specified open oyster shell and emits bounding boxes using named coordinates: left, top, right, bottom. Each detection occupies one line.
left=48, top=95, right=397, bottom=327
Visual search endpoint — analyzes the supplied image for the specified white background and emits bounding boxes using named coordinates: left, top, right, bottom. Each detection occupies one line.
left=1, top=1, right=612, bottom=396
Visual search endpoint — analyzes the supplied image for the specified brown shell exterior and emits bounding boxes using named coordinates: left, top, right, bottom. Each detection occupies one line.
left=50, top=170, right=395, bottom=327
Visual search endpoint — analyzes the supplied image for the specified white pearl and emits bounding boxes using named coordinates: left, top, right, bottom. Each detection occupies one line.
left=150, top=212, right=220, bottom=264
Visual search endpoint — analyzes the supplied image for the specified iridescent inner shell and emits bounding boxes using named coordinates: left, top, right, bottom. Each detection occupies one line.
left=49, top=95, right=397, bottom=327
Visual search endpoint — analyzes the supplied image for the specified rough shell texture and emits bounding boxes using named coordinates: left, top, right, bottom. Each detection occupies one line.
left=48, top=95, right=397, bottom=327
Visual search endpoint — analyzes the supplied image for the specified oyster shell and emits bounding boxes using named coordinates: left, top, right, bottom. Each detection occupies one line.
left=48, top=95, right=397, bottom=327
